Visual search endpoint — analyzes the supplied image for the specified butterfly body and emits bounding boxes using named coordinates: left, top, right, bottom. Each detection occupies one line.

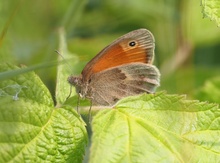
left=68, top=29, right=160, bottom=106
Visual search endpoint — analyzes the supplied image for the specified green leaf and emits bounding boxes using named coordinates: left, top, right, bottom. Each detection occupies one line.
left=0, top=63, right=87, bottom=163
left=201, top=0, right=220, bottom=26
left=194, top=76, right=220, bottom=104
left=90, top=92, right=220, bottom=162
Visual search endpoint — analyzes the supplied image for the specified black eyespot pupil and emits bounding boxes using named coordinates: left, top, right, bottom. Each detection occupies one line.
left=129, top=41, right=136, bottom=47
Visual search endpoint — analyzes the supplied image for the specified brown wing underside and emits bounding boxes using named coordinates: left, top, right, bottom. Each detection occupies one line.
left=86, top=63, right=160, bottom=106
left=82, top=29, right=155, bottom=80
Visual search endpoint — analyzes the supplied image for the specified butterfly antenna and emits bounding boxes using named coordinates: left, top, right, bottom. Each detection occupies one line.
left=55, top=50, right=81, bottom=115
left=55, top=50, right=73, bottom=74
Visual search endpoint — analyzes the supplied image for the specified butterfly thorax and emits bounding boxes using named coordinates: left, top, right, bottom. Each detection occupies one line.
left=68, top=75, right=88, bottom=99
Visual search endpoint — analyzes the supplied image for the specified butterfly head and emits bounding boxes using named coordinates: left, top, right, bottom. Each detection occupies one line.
left=68, top=75, right=87, bottom=98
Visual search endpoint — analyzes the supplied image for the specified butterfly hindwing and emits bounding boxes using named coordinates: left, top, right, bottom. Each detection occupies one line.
left=86, top=63, right=160, bottom=106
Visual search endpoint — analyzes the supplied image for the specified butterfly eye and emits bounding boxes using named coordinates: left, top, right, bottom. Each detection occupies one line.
left=129, top=41, right=136, bottom=47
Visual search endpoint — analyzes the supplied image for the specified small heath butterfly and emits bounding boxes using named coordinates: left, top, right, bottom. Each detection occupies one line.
left=68, top=28, right=160, bottom=106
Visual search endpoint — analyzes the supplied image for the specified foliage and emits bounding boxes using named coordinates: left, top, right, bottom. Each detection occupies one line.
left=1, top=63, right=220, bottom=162
left=194, top=77, right=220, bottom=104
left=0, top=64, right=87, bottom=163
left=201, top=0, right=220, bottom=26
left=0, top=0, right=220, bottom=162
left=91, top=93, right=220, bottom=162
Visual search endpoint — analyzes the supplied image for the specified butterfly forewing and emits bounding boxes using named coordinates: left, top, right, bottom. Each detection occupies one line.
left=82, top=29, right=155, bottom=81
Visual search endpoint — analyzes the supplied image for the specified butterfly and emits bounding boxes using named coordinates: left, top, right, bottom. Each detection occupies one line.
left=68, top=28, right=160, bottom=106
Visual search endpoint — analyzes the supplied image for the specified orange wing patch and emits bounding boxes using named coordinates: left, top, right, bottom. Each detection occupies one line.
left=82, top=41, right=148, bottom=80
left=92, top=44, right=147, bottom=72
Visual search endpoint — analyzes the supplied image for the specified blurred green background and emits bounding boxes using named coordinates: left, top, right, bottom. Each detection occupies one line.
left=1, top=0, right=220, bottom=102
